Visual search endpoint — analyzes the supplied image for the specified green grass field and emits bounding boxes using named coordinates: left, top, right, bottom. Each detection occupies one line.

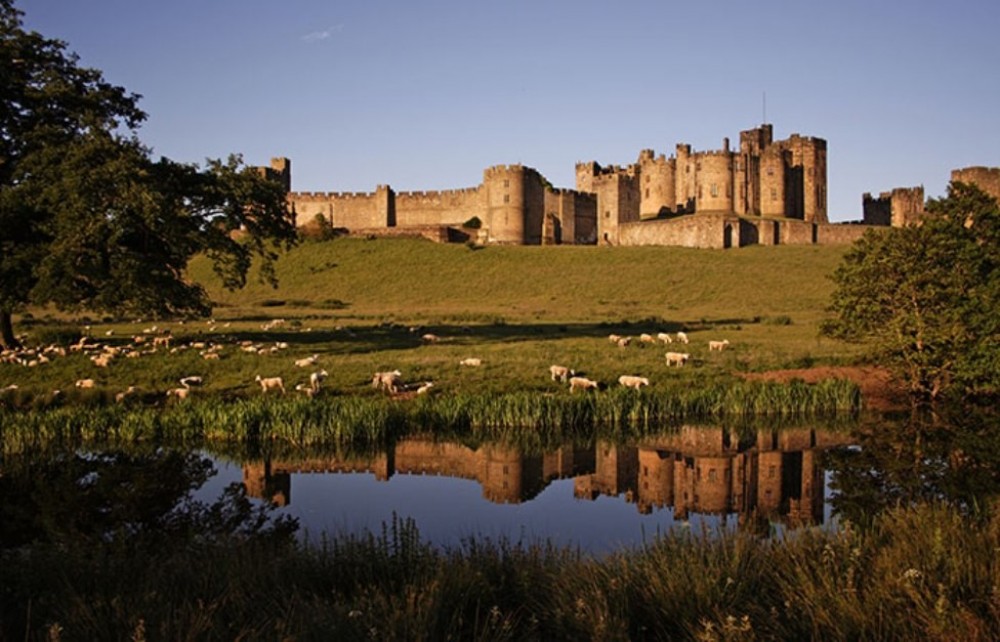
left=3, top=237, right=864, bottom=402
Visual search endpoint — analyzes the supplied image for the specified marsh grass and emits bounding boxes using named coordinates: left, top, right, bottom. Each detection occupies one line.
left=4, top=504, right=998, bottom=641
left=0, top=380, right=859, bottom=455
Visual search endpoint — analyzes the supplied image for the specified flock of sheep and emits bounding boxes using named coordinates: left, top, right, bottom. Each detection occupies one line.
left=0, top=321, right=731, bottom=403
left=540, top=330, right=731, bottom=393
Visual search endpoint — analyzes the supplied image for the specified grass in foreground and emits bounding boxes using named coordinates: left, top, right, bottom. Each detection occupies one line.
left=2, top=503, right=997, bottom=641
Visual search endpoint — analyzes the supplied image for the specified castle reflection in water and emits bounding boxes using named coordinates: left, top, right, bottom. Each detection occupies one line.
left=243, top=426, right=852, bottom=527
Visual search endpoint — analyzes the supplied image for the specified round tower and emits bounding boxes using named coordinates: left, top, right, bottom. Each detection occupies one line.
left=695, top=152, right=735, bottom=213
left=483, top=165, right=526, bottom=244
left=638, top=151, right=676, bottom=219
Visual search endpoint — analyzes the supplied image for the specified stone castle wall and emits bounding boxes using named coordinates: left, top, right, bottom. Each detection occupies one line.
left=952, top=166, right=1000, bottom=204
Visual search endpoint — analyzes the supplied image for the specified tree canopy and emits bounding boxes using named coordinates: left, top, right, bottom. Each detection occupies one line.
left=0, top=1, right=296, bottom=348
left=824, top=182, right=1000, bottom=402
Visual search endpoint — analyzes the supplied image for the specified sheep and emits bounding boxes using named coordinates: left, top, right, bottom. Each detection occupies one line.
left=295, top=354, right=319, bottom=368
left=115, top=386, right=138, bottom=403
left=166, top=387, right=190, bottom=400
left=372, top=370, right=402, bottom=393
left=549, top=364, right=574, bottom=382
left=459, top=358, right=482, bottom=367
left=616, top=337, right=632, bottom=348
left=665, top=352, right=690, bottom=367
left=608, top=334, right=622, bottom=344
left=75, top=378, right=96, bottom=389
left=309, top=369, right=328, bottom=392
left=152, top=335, right=171, bottom=349
left=618, top=375, right=650, bottom=389
left=201, top=351, right=221, bottom=361
left=676, top=331, right=689, bottom=344
left=90, top=353, right=114, bottom=368
left=708, top=339, right=730, bottom=351
left=569, top=376, right=600, bottom=392
left=421, top=333, right=440, bottom=344
left=657, top=332, right=673, bottom=344
left=295, top=383, right=318, bottom=398
left=639, top=333, right=655, bottom=345
left=179, top=376, right=203, bottom=389
left=416, top=381, right=435, bottom=395
left=254, top=375, right=286, bottom=394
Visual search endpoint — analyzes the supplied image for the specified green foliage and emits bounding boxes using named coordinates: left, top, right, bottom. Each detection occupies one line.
left=824, top=182, right=1000, bottom=401
left=0, top=2, right=296, bottom=347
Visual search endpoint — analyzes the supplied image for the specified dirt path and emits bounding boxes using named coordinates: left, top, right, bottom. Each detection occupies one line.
left=740, top=365, right=907, bottom=412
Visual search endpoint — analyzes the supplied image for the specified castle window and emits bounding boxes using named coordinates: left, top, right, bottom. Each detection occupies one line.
left=503, top=194, right=509, bottom=203
left=605, top=211, right=611, bottom=219
left=767, top=167, right=774, bottom=176
left=708, top=469, right=717, bottom=482
left=710, top=184, right=718, bottom=197
left=645, top=188, right=650, bottom=198
left=771, top=189, right=777, bottom=201
left=504, top=179, right=509, bottom=188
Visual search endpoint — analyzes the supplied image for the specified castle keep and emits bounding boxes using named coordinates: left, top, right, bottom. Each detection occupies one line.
left=263, top=123, right=997, bottom=249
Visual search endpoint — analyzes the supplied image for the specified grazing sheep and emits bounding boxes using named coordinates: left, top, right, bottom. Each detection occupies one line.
left=309, top=369, right=328, bottom=392
left=179, top=376, right=203, bottom=389
left=254, top=375, right=286, bottom=394
left=676, top=331, right=689, bottom=344
left=618, top=375, right=650, bottom=389
left=295, top=383, right=318, bottom=398
left=421, top=333, right=440, bottom=344
left=295, top=354, right=319, bottom=368
left=459, top=358, right=482, bottom=367
left=166, top=387, right=190, bottom=400
left=549, top=364, right=574, bottom=382
left=569, top=376, right=600, bottom=392
left=152, top=335, right=171, bottom=349
left=665, top=352, right=690, bottom=367
left=639, top=333, right=655, bottom=345
left=616, top=337, right=632, bottom=348
left=75, top=378, right=96, bottom=389
left=115, top=386, right=138, bottom=403
left=372, top=370, right=403, bottom=393
left=202, top=351, right=221, bottom=361
left=708, top=339, right=730, bottom=351
left=657, top=332, right=673, bottom=344
left=608, top=334, right=622, bottom=344
left=416, top=381, right=435, bottom=395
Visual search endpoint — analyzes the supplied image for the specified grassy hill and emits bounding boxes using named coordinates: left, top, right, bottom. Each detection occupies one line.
left=6, top=237, right=865, bottom=401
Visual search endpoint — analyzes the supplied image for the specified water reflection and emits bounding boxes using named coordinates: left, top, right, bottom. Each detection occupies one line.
left=240, top=426, right=854, bottom=541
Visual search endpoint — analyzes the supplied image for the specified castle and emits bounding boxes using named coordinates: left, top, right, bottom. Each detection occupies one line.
left=262, top=123, right=998, bottom=249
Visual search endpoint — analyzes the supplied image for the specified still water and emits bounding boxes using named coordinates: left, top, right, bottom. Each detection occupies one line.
left=202, top=425, right=851, bottom=553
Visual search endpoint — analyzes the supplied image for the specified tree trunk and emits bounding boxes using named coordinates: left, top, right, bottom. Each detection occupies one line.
left=0, top=309, right=19, bottom=349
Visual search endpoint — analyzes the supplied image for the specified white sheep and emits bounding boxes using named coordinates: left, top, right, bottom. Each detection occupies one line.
left=115, top=386, right=138, bottom=403
left=416, top=381, right=435, bottom=395
left=569, top=376, right=600, bottom=392
left=254, top=375, right=286, bottom=394
left=166, top=387, right=190, bottom=400
left=295, top=383, right=318, bottom=398
left=708, top=339, right=730, bottom=351
left=676, top=331, right=689, bottom=344
left=180, top=376, right=203, bottom=389
left=309, top=369, right=328, bottom=392
left=372, top=370, right=402, bottom=393
left=75, top=378, right=96, bottom=389
left=665, top=352, right=690, bottom=367
left=616, top=337, right=632, bottom=348
left=608, top=334, right=622, bottom=344
left=549, top=364, right=574, bottom=382
left=639, top=333, right=655, bottom=345
left=657, top=332, right=673, bottom=344
left=421, top=333, right=440, bottom=344
left=618, top=375, right=650, bottom=389
left=295, top=354, right=319, bottom=368
left=459, top=358, right=482, bottom=367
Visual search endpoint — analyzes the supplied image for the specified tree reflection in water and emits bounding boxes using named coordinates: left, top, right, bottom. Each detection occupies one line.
left=825, top=405, right=1000, bottom=528
left=0, top=447, right=298, bottom=552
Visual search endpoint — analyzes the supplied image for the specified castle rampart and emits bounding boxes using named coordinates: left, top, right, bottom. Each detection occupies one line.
left=862, top=186, right=925, bottom=227
left=952, top=166, right=1000, bottom=204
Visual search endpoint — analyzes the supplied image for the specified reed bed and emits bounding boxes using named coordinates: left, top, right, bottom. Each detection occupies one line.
left=3, top=503, right=998, bottom=641
left=0, top=379, right=860, bottom=455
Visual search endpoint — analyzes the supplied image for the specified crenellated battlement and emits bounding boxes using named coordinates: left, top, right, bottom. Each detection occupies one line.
left=291, top=190, right=380, bottom=200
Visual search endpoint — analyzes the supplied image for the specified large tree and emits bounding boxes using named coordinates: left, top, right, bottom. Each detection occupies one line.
left=824, top=182, right=1000, bottom=402
left=0, top=1, right=296, bottom=348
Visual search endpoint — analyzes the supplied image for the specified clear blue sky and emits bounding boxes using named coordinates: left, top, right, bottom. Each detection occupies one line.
left=22, top=0, right=1000, bottom=221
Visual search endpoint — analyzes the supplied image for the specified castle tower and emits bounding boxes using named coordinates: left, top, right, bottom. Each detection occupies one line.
left=951, top=167, right=1000, bottom=204
left=269, top=157, right=291, bottom=192
left=483, top=165, right=527, bottom=244
left=759, top=147, right=788, bottom=218
left=694, top=146, right=735, bottom=213
left=783, top=135, right=828, bottom=223
left=638, top=149, right=676, bottom=219
left=737, top=124, right=773, bottom=216
left=675, top=144, right=696, bottom=212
